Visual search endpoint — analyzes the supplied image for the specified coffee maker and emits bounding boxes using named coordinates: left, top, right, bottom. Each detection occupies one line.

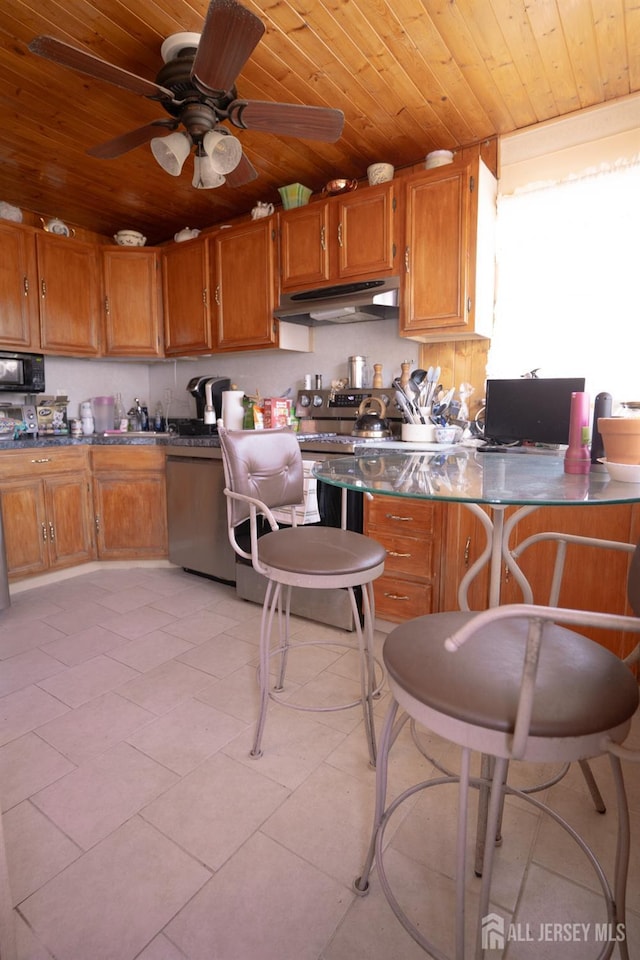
left=186, top=376, right=231, bottom=432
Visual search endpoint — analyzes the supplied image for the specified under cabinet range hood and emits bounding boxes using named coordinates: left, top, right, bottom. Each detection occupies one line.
left=274, top=277, right=400, bottom=325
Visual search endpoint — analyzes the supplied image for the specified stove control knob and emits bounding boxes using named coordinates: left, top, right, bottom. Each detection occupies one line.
left=299, top=393, right=311, bottom=407
left=312, top=394, right=324, bottom=407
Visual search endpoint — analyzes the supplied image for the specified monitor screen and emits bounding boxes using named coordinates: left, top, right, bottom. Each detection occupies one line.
left=483, top=377, right=586, bottom=446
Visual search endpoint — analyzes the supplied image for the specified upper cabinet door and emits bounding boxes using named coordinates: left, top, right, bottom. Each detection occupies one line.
left=162, top=237, right=214, bottom=356
left=336, top=182, right=397, bottom=279
left=279, top=183, right=397, bottom=292
left=0, top=222, right=40, bottom=350
left=212, top=218, right=278, bottom=351
left=36, top=233, right=101, bottom=355
left=279, top=202, right=331, bottom=290
left=401, top=159, right=496, bottom=341
left=102, top=247, right=163, bottom=357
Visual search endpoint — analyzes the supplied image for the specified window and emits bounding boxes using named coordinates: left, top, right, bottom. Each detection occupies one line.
left=488, top=159, right=640, bottom=409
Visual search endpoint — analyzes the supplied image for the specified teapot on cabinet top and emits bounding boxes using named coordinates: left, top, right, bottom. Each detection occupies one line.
left=40, top=217, right=75, bottom=237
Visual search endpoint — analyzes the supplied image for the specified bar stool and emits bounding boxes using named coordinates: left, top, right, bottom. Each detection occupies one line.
left=218, top=426, right=386, bottom=765
left=354, top=545, right=640, bottom=959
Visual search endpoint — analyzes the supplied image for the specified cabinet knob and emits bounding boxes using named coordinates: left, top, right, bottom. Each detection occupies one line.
left=337, top=223, right=343, bottom=247
left=384, top=591, right=410, bottom=601
left=388, top=550, right=412, bottom=558
left=23, top=276, right=29, bottom=296
left=41, top=522, right=48, bottom=542
left=49, top=521, right=55, bottom=541
left=41, top=279, right=47, bottom=298
left=320, top=225, right=326, bottom=251
left=404, top=246, right=410, bottom=273
left=31, top=457, right=52, bottom=464
left=215, top=285, right=221, bottom=306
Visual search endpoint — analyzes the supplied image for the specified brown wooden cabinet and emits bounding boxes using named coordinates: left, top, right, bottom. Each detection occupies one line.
left=91, top=446, right=168, bottom=559
left=36, top=233, right=101, bottom=355
left=162, top=237, right=214, bottom=356
left=0, top=448, right=95, bottom=579
left=212, top=218, right=279, bottom=351
left=400, top=158, right=496, bottom=342
left=102, top=247, right=163, bottom=357
left=0, top=221, right=40, bottom=350
left=365, top=493, right=444, bottom=622
left=279, top=182, right=398, bottom=292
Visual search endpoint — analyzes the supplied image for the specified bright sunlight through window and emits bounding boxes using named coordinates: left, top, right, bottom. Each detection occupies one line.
left=488, top=160, right=639, bottom=411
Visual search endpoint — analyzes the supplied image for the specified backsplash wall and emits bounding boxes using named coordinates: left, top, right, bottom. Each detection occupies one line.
left=40, top=318, right=420, bottom=421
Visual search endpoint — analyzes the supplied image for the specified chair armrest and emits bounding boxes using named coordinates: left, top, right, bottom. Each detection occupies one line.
left=512, top=533, right=635, bottom=607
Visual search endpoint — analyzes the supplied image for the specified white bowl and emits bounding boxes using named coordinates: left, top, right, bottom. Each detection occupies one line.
left=425, top=150, right=454, bottom=169
left=402, top=423, right=437, bottom=443
left=598, top=459, right=640, bottom=483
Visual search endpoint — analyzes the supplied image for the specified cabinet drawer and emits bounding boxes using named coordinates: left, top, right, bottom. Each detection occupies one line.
left=91, top=446, right=165, bottom=473
left=367, top=494, right=436, bottom=535
left=375, top=530, right=435, bottom=579
left=0, top=446, right=88, bottom=479
left=373, top=574, right=434, bottom=622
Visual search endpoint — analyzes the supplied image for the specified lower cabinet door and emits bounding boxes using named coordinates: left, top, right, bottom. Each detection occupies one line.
left=0, top=480, right=48, bottom=577
left=93, top=473, right=168, bottom=559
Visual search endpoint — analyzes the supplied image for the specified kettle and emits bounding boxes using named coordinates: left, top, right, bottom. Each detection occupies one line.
left=352, top=396, right=392, bottom=438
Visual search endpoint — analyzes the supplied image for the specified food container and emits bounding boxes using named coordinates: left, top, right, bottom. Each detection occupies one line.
left=367, top=163, right=394, bottom=185
left=435, top=425, right=458, bottom=444
left=278, top=183, right=312, bottom=209
left=402, top=423, right=437, bottom=443
left=92, top=395, right=115, bottom=432
left=323, top=179, right=358, bottom=195
left=597, top=417, right=640, bottom=465
left=113, top=229, right=146, bottom=246
left=425, top=150, right=454, bottom=169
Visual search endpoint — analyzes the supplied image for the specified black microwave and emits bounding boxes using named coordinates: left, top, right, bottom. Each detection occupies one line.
left=0, top=351, right=46, bottom=393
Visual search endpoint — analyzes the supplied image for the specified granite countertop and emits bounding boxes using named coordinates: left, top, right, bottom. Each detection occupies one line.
left=0, top=432, right=223, bottom=451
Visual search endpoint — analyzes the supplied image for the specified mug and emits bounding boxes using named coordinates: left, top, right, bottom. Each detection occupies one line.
left=251, top=202, right=275, bottom=220
left=367, top=163, right=394, bottom=186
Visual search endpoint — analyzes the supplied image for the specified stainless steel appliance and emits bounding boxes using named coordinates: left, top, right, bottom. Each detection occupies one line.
left=166, top=446, right=236, bottom=583
left=295, top=386, right=403, bottom=450
left=0, top=403, right=38, bottom=437
left=274, top=277, right=399, bottom=325
left=0, top=351, right=45, bottom=393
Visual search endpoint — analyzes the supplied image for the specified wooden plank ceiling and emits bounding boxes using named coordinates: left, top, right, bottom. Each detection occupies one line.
left=0, top=0, right=638, bottom=244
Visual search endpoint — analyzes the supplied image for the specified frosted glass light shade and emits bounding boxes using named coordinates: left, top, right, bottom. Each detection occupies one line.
left=150, top=132, right=191, bottom=176
left=192, top=154, right=226, bottom=189
left=202, top=130, right=243, bottom=174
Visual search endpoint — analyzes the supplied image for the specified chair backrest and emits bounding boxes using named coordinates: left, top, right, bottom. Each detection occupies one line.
left=218, top=425, right=304, bottom=529
left=628, top=540, right=640, bottom=617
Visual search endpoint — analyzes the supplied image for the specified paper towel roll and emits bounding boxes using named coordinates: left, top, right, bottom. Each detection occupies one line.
left=221, top=390, right=244, bottom=430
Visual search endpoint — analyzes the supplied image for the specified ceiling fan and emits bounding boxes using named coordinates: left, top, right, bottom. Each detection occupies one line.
left=28, top=0, right=344, bottom=189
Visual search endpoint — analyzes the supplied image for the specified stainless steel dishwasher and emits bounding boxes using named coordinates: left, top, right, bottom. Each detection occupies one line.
left=165, top=445, right=236, bottom=583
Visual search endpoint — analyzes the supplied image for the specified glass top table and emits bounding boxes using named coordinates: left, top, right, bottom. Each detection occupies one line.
left=313, top=446, right=640, bottom=607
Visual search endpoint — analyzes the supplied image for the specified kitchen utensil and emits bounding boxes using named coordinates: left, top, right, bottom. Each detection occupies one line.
left=250, top=202, right=274, bottom=219
left=393, top=387, right=415, bottom=424
left=323, top=178, right=358, bottom=194
left=352, top=396, right=391, bottom=438
left=348, top=355, right=368, bottom=388
left=174, top=227, right=201, bottom=241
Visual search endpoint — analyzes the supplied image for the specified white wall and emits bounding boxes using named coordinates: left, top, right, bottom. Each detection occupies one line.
left=38, top=317, right=416, bottom=421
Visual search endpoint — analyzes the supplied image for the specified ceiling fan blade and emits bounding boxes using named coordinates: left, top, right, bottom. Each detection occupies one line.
left=228, top=100, right=344, bottom=142
left=192, top=0, right=265, bottom=94
left=87, top=121, right=178, bottom=159
left=28, top=36, right=174, bottom=100
left=224, top=152, right=259, bottom=188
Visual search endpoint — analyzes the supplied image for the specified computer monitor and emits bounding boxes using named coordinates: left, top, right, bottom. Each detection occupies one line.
left=483, top=377, right=586, bottom=446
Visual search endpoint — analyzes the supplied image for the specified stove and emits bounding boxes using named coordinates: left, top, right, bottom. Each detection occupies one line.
left=295, top=388, right=402, bottom=454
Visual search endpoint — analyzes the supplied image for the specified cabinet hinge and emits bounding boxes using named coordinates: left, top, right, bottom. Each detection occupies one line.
left=392, top=196, right=397, bottom=212
left=467, top=297, right=472, bottom=313
left=469, top=176, right=475, bottom=193
left=392, top=242, right=396, bottom=259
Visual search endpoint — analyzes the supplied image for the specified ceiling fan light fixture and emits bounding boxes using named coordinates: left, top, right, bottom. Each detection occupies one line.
left=192, top=153, right=226, bottom=189
left=150, top=131, right=191, bottom=176
left=202, top=129, right=243, bottom=174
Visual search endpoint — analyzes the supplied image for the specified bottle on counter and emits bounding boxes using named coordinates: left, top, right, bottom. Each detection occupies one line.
left=114, top=392, right=127, bottom=432
left=564, top=391, right=591, bottom=474
left=154, top=402, right=164, bottom=432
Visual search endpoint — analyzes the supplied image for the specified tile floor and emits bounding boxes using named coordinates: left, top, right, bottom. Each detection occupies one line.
left=0, top=565, right=639, bottom=960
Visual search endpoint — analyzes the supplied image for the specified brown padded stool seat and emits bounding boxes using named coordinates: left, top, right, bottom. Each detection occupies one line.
left=258, top=526, right=386, bottom=578
left=384, top=610, right=640, bottom=739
